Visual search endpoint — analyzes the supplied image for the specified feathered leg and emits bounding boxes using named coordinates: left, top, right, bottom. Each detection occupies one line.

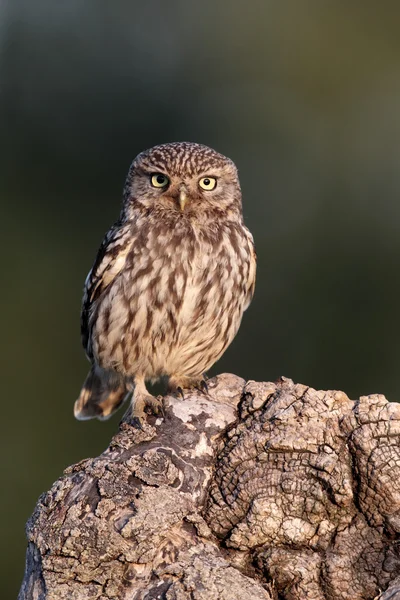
left=130, top=375, right=163, bottom=420
left=74, top=365, right=129, bottom=420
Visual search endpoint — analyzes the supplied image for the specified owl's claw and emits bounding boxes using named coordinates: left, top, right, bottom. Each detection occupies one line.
left=132, top=392, right=164, bottom=423
left=154, top=395, right=165, bottom=418
left=199, top=379, right=208, bottom=394
left=168, top=375, right=208, bottom=397
left=130, top=416, right=144, bottom=430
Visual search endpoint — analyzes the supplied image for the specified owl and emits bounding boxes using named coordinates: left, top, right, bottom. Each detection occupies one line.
left=74, top=142, right=256, bottom=422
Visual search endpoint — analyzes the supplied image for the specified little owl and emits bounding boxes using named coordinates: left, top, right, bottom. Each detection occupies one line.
left=74, top=142, right=256, bottom=421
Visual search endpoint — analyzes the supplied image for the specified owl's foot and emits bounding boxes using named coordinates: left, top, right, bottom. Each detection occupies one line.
left=131, top=377, right=164, bottom=424
left=133, top=393, right=164, bottom=419
left=168, top=375, right=208, bottom=399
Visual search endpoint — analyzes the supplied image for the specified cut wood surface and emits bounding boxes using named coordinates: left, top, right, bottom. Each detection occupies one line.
left=19, top=374, right=400, bottom=599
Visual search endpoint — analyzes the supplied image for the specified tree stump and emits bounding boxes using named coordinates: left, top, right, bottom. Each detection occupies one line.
left=18, top=374, right=400, bottom=599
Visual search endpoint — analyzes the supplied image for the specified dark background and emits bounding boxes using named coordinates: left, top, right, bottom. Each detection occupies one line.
left=2, top=2, right=400, bottom=596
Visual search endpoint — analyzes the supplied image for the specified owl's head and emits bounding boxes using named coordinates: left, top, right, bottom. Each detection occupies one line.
left=122, top=142, right=242, bottom=220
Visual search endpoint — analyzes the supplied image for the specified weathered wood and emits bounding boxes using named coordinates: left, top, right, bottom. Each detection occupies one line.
left=19, top=374, right=400, bottom=599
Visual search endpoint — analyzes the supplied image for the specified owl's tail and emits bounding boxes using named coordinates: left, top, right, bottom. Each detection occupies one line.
left=74, top=365, right=129, bottom=420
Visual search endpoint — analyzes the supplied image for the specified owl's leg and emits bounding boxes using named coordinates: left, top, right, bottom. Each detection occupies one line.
left=131, top=375, right=163, bottom=420
left=168, top=374, right=208, bottom=398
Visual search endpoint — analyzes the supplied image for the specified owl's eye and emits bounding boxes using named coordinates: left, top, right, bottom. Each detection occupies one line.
left=151, top=173, right=170, bottom=188
left=199, top=177, right=217, bottom=191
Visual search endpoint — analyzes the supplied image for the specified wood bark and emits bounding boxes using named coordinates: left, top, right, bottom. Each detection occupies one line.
left=18, top=374, right=400, bottom=600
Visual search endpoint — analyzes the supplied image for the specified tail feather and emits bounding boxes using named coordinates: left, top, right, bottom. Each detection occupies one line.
left=74, top=366, right=129, bottom=421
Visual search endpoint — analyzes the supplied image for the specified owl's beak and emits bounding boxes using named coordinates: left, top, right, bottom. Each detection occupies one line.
left=179, top=188, right=188, bottom=211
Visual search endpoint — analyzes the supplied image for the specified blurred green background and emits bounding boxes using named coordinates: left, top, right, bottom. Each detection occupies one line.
left=2, top=1, right=400, bottom=596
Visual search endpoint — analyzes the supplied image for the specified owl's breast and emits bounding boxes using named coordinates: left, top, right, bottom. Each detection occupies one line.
left=91, top=220, right=253, bottom=378
left=158, top=222, right=252, bottom=368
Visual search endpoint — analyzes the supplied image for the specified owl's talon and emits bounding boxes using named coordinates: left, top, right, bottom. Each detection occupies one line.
left=155, top=396, right=165, bottom=418
left=176, top=387, right=185, bottom=399
left=146, top=395, right=164, bottom=417
left=132, top=391, right=163, bottom=422
left=144, top=394, right=164, bottom=416
left=168, top=375, right=209, bottom=397
left=130, top=416, right=144, bottom=430
left=199, top=380, right=208, bottom=394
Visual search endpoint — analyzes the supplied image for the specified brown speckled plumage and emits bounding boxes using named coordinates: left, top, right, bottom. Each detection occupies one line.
left=74, top=142, right=256, bottom=420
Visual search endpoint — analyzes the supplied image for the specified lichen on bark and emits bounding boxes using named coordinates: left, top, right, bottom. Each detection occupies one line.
left=18, top=374, right=400, bottom=600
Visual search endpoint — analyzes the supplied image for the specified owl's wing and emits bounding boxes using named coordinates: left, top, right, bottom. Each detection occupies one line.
left=243, top=227, right=257, bottom=311
left=81, top=221, right=133, bottom=358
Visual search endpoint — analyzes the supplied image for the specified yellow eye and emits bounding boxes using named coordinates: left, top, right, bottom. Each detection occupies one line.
left=199, top=177, right=217, bottom=191
left=151, top=173, right=169, bottom=188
